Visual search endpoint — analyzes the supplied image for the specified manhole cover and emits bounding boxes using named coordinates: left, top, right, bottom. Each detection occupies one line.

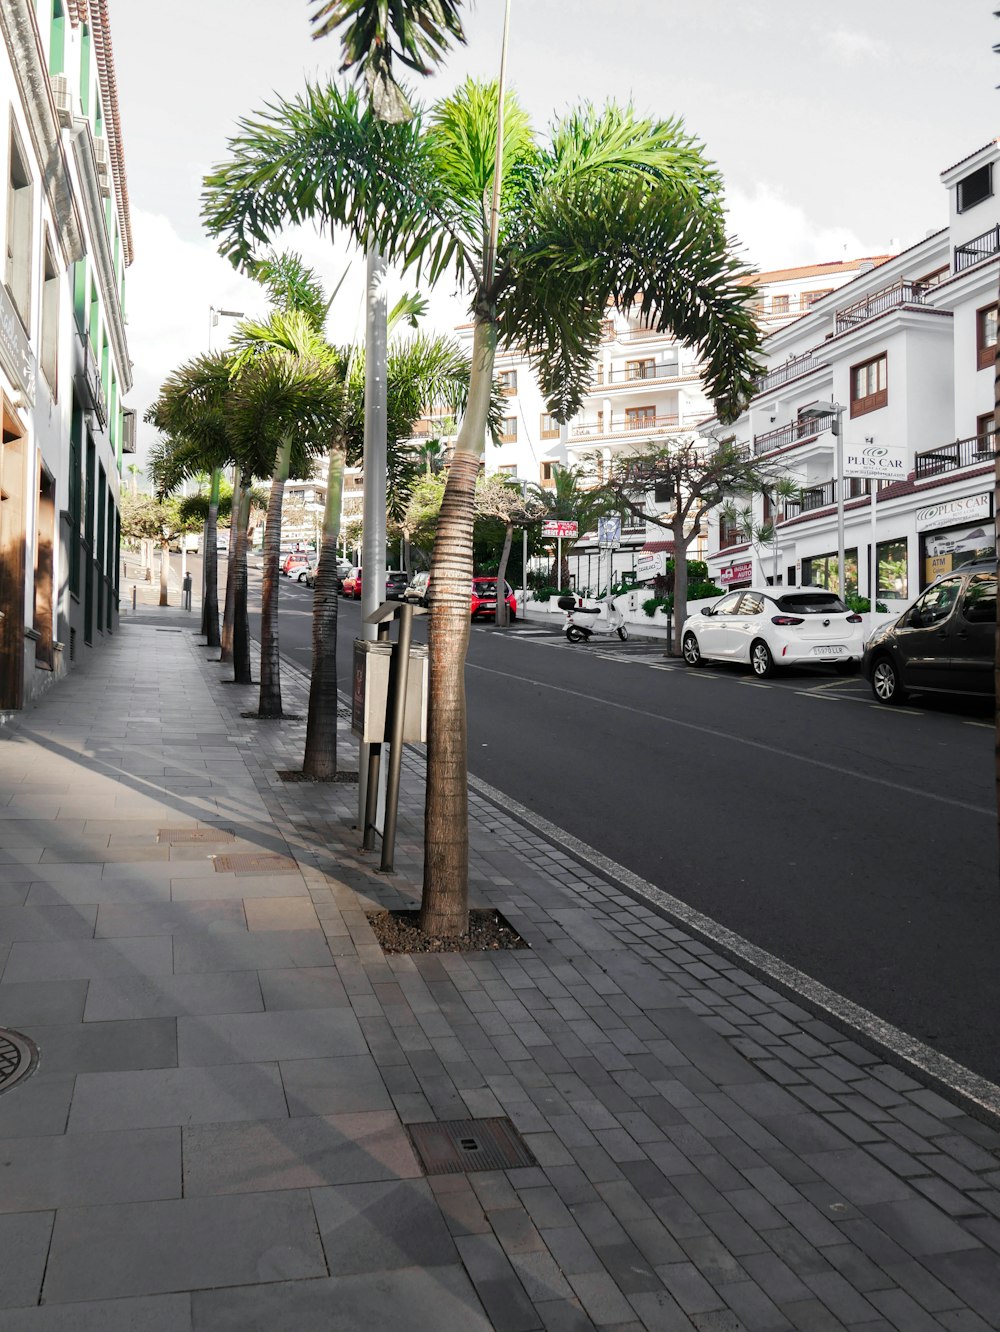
left=407, top=1118, right=537, bottom=1175
left=213, top=853, right=298, bottom=874
left=0, top=1028, right=39, bottom=1095
left=158, top=827, right=236, bottom=844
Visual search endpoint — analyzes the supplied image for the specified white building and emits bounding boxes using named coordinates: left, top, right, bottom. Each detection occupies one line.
left=0, top=0, right=133, bottom=709
left=703, top=139, right=998, bottom=609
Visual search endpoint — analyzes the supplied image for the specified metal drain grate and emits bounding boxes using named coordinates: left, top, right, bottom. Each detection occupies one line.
left=407, top=1117, right=537, bottom=1175
left=0, top=1029, right=39, bottom=1096
left=159, top=827, right=236, bottom=844
left=213, top=853, right=298, bottom=874
left=155, top=628, right=183, bottom=633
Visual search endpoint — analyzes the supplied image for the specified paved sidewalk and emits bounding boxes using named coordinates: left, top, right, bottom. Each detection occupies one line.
left=1, top=607, right=1000, bottom=1330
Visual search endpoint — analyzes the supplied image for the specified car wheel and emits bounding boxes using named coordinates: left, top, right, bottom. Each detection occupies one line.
left=750, top=639, right=775, bottom=678
left=870, top=655, right=907, bottom=705
left=682, top=632, right=704, bottom=667
left=617, top=625, right=629, bottom=641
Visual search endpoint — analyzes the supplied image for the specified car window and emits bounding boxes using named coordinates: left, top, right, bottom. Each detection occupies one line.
left=737, top=593, right=765, bottom=615
left=960, top=573, right=997, bottom=624
left=713, top=593, right=744, bottom=615
left=776, top=593, right=848, bottom=614
left=475, top=581, right=498, bottom=597
left=912, top=578, right=961, bottom=625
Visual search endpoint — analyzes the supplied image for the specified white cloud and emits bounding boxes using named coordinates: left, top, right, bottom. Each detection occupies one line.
left=828, top=28, right=889, bottom=63
left=726, top=182, right=885, bottom=272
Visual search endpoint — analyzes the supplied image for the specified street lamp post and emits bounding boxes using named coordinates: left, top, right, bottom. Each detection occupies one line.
left=800, top=402, right=846, bottom=596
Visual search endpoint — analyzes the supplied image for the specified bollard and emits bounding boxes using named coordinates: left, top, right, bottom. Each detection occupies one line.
left=132, top=585, right=137, bottom=611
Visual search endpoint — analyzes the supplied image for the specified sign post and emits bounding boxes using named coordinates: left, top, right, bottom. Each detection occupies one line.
left=597, top=516, right=621, bottom=597
left=842, top=442, right=907, bottom=608
left=541, top=519, right=577, bottom=590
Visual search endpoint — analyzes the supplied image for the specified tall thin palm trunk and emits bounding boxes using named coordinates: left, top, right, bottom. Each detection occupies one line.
left=233, top=487, right=253, bottom=685
left=303, top=446, right=346, bottom=778
left=220, top=466, right=242, bottom=663
left=159, top=540, right=170, bottom=606
left=258, top=436, right=293, bottom=717
left=421, top=319, right=497, bottom=935
left=203, top=469, right=222, bottom=647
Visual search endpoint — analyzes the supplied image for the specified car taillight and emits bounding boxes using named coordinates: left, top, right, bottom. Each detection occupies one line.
left=771, top=615, right=803, bottom=626
left=846, top=613, right=862, bottom=623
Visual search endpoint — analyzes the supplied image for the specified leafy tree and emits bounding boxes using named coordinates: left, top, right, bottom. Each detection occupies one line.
left=119, top=493, right=187, bottom=606
left=602, top=436, right=784, bottom=650
left=718, top=474, right=803, bottom=588
left=203, top=78, right=762, bottom=935
left=530, top=464, right=614, bottom=589
left=474, top=474, right=546, bottom=626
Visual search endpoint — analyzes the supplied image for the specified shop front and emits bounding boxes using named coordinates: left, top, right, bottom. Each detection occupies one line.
left=916, top=492, right=995, bottom=589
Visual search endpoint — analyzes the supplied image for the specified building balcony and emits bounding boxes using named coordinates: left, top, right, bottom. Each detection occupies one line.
left=914, top=429, right=996, bottom=479
left=834, top=279, right=928, bottom=333
left=568, top=413, right=693, bottom=443
left=589, top=361, right=699, bottom=394
left=753, top=353, right=827, bottom=397
left=752, top=412, right=834, bottom=457
left=954, top=224, right=1000, bottom=274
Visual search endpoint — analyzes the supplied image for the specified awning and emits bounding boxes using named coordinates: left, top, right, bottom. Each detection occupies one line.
left=641, top=540, right=675, bottom=554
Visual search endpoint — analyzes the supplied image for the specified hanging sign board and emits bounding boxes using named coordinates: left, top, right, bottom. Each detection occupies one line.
left=597, top=516, right=621, bottom=548
left=541, top=519, right=578, bottom=538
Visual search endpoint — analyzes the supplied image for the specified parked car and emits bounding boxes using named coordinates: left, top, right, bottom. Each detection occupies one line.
left=681, top=588, right=865, bottom=678
left=281, top=551, right=311, bottom=577
left=303, top=559, right=351, bottom=590
left=404, top=571, right=431, bottom=606
left=471, top=577, right=517, bottom=621
left=295, top=555, right=319, bottom=582
left=339, top=568, right=409, bottom=601
left=341, top=566, right=362, bottom=598
left=863, top=559, right=997, bottom=705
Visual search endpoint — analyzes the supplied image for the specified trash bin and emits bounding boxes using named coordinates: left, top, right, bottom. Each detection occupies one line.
left=351, top=638, right=427, bottom=743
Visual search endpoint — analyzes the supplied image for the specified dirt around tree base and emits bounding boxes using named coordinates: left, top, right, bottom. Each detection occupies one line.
left=368, top=908, right=530, bottom=954
left=276, top=770, right=359, bottom=783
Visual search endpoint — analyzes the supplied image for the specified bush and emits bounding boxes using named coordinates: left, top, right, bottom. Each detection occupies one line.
left=845, top=594, right=888, bottom=614
left=686, top=581, right=723, bottom=602
left=642, top=595, right=672, bottom=618
left=533, top=586, right=573, bottom=604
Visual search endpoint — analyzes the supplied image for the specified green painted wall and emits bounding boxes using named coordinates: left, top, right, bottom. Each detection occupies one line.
left=49, top=0, right=65, bottom=76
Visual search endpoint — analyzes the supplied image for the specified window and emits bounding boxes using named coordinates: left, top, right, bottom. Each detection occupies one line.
left=771, top=294, right=789, bottom=315
left=540, top=413, right=559, bottom=439
left=803, top=289, right=832, bottom=307
left=653, top=481, right=674, bottom=505
left=960, top=573, right=997, bottom=624
left=500, top=415, right=517, bottom=442
left=976, top=412, right=995, bottom=446
left=625, top=358, right=655, bottom=380
left=850, top=353, right=887, bottom=417
left=801, top=549, right=858, bottom=597
left=738, top=593, right=765, bottom=615
left=498, top=369, right=517, bottom=395
left=5, top=124, right=33, bottom=328
left=712, top=593, right=743, bottom=616
left=957, top=163, right=993, bottom=213
left=539, top=462, right=558, bottom=486
left=40, top=235, right=60, bottom=398
left=625, top=406, right=656, bottom=428
left=976, top=305, right=997, bottom=370
left=497, top=464, right=517, bottom=477
left=876, top=537, right=908, bottom=601
left=911, top=577, right=960, bottom=625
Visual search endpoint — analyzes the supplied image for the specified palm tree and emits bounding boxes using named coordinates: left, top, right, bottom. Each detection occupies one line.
left=203, top=81, right=762, bottom=934
left=475, top=474, right=545, bottom=627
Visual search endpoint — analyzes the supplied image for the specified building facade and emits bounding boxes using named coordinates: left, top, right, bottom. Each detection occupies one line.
left=703, top=141, right=999, bottom=608
left=0, top=0, right=133, bottom=711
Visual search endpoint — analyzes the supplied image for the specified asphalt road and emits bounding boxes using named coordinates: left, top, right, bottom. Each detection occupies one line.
left=244, top=566, right=1000, bottom=1084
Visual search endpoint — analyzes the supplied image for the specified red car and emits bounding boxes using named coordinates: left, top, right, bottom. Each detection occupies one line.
left=471, top=577, right=517, bottom=621
left=281, top=551, right=311, bottom=577
left=340, top=566, right=362, bottom=598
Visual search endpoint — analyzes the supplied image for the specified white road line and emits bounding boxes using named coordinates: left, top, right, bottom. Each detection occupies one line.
left=467, top=770, right=1000, bottom=1124
left=466, top=660, right=993, bottom=815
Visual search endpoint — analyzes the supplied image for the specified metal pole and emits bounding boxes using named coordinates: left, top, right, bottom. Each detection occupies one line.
left=835, top=407, right=846, bottom=597
left=557, top=535, right=562, bottom=589
left=380, top=602, right=413, bottom=872
left=521, top=526, right=527, bottom=611
left=358, top=247, right=388, bottom=827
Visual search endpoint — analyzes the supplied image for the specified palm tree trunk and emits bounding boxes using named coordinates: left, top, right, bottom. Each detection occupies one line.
left=303, top=445, right=346, bottom=778
left=495, top=521, right=513, bottom=627
left=421, top=318, right=496, bottom=936
left=159, top=540, right=170, bottom=606
left=672, top=515, right=688, bottom=656
left=203, top=469, right=222, bottom=648
left=233, top=487, right=253, bottom=685
left=258, top=436, right=292, bottom=717
left=220, top=466, right=242, bottom=663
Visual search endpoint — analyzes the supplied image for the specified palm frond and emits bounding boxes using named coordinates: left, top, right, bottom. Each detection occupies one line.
left=251, top=251, right=329, bottom=330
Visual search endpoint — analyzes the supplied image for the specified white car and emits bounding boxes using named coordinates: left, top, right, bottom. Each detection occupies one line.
left=681, top=588, right=866, bottom=678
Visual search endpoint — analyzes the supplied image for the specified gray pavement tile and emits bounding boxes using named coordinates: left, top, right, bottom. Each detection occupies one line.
left=189, top=1267, right=492, bottom=1331
left=716, top=1278, right=792, bottom=1331
left=509, top=1250, right=574, bottom=1304
left=244, top=898, right=320, bottom=931
left=178, top=1007, right=366, bottom=1066
left=311, top=1178, right=458, bottom=1272
left=863, top=1196, right=983, bottom=1257
left=68, top=1062, right=288, bottom=1131
left=0, top=905, right=97, bottom=943
left=566, top=1270, right=636, bottom=1327
left=182, top=1110, right=421, bottom=1194
left=42, top=1192, right=326, bottom=1305
left=0, top=1210, right=54, bottom=1308
left=2, top=937, right=174, bottom=982
left=84, top=972, right=263, bottom=1022
left=279, top=1055, right=392, bottom=1116
left=654, top=1262, right=725, bottom=1315
left=258, top=966, right=350, bottom=1010
left=678, top=1235, right=747, bottom=1286
left=172, top=930, right=332, bottom=974
left=0, top=1075, right=75, bottom=1138
left=454, top=1232, right=544, bottom=1331
left=17, top=1017, right=177, bottom=1074
left=865, top=1288, right=949, bottom=1331
left=0, top=979, right=88, bottom=1025
left=95, top=901, right=247, bottom=936
left=801, top=1270, right=882, bottom=1325
left=25, top=876, right=171, bottom=905
left=801, top=1149, right=916, bottom=1205
left=0, top=1293, right=193, bottom=1330
left=169, top=874, right=309, bottom=900
left=0, top=1126, right=180, bottom=1212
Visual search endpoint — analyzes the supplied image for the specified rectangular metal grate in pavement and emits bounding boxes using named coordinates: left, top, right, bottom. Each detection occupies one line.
left=407, top=1117, right=537, bottom=1175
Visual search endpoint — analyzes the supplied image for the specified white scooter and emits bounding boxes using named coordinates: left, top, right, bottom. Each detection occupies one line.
left=558, top=595, right=629, bottom=644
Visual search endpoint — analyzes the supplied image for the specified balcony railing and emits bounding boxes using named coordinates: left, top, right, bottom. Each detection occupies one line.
left=954, top=224, right=1000, bottom=274
left=752, top=413, right=834, bottom=456
left=596, top=360, right=682, bottom=385
left=570, top=413, right=687, bottom=439
left=753, top=353, right=826, bottom=396
left=914, top=430, right=996, bottom=479
left=834, top=280, right=928, bottom=333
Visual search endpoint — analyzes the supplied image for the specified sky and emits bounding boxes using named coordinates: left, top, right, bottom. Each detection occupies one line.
left=108, top=0, right=999, bottom=462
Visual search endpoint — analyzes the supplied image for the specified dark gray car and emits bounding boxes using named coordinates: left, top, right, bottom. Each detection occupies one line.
left=863, top=559, right=996, bottom=704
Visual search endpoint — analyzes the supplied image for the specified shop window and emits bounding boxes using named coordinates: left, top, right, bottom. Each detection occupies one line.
left=850, top=353, right=887, bottom=417
left=976, top=305, right=997, bottom=370
left=498, top=369, right=517, bottom=396
left=801, top=549, right=858, bottom=598
left=957, top=163, right=992, bottom=213
left=5, top=123, right=33, bottom=328
left=876, top=538, right=908, bottom=601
